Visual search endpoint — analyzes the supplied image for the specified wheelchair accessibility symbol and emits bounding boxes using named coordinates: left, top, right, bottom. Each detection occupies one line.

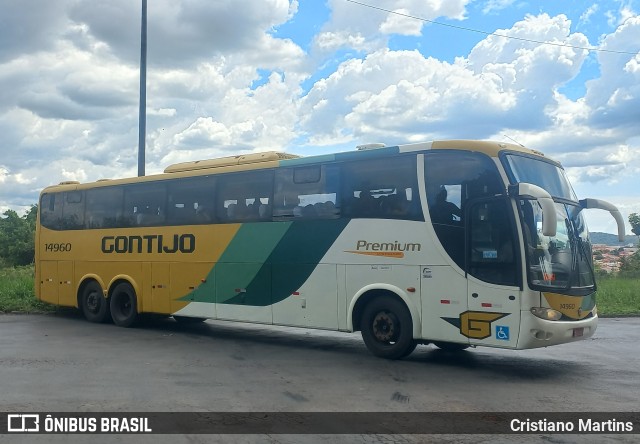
left=496, top=325, right=510, bottom=341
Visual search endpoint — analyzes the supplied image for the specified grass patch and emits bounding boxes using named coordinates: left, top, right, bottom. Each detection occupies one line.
left=0, top=266, right=55, bottom=313
left=596, top=277, right=640, bottom=316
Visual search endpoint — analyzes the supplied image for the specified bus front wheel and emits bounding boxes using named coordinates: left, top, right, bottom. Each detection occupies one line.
left=110, top=283, right=138, bottom=328
left=360, top=297, right=417, bottom=359
left=80, top=281, right=109, bottom=323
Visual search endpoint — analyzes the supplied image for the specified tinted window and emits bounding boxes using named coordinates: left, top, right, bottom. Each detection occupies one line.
left=468, top=198, right=519, bottom=286
left=341, top=156, right=422, bottom=221
left=86, top=186, right=124, bottom=228
left=40, top=193, right=63, bottom=230
left=167, top=176, right=216, bottom=225
left=274, top=165, right=339, bottom=220
left=123, top=183, right=167, bottom=227
left=503, top=154, right=575, bottom=200
left=61, top=191, right=85, bottom=230
left=425, top=151, right=503, bottom=268
left=217, top=170, right=273, bottom=223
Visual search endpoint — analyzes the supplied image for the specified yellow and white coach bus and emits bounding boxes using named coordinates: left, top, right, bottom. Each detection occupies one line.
left=35, top=140, right=625, bottom=359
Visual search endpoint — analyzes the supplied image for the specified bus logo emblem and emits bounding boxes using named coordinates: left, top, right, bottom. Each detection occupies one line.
left=442, top=311, right=509, bottom=340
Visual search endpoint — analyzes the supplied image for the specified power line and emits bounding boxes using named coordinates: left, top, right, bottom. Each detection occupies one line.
left=345, top=0, right=639, bottom=56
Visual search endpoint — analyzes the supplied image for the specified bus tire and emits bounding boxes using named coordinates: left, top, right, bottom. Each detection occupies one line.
left=80, top=281, right=109, bottom=323
left=433, top=341, right=469, bottom=352
left=110, top=282, right=138, bottom=328
left=173, top=315, right=206, bottom=324
left=360, top=296, right=417, bottom=360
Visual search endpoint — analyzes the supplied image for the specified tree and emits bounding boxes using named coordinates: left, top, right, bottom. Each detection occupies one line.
left=618, top=251, right=640, bottom=279
left=0, top=205, right=37, bottom=267
left=629, top=213, right=640, bottom=245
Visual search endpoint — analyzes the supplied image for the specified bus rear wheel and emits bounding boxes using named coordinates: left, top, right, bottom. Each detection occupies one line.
left=80, top=281, right=109, bottom=323
left=360, top=297, right=417, bottom=360
left=110, top=283, right=138, bottom=328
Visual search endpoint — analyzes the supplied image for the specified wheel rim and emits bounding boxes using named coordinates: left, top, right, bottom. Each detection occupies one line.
left=86, top=290, right=100, bottom=313
left=115, top=293, right=132, bottom=318
left=372, top=311, right=399, bottom=343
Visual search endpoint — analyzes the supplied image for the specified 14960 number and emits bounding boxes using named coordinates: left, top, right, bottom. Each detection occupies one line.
left=45, top=243, right=72, bottom=252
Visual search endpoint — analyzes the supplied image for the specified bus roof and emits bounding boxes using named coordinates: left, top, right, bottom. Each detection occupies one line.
left=41, top=139, right=547, bottom=194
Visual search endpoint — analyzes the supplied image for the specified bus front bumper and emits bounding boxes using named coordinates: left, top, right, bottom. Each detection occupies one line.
left=516, top=311, right=598, bottom=349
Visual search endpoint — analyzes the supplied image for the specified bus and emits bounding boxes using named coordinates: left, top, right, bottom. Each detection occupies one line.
left=35, top=140, right=626, bottom=359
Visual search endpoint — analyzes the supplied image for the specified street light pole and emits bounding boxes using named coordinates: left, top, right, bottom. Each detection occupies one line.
left=138, top=0, right=147, bottom=177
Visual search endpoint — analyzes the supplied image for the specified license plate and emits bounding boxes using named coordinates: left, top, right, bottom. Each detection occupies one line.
left=573, top=327, right=584, bottom=337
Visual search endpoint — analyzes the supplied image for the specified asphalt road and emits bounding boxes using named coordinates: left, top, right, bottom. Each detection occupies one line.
left=0, top=312, right=638, bottom=443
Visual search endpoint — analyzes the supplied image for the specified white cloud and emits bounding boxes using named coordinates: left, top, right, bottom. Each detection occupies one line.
left=314, top=0, right=469, bottom=53
left=482, top=0, right=516, bottom=15
left=583, top=15, right=640, bottom=137
left=579, top=4, right=599, bottom=26
left=379, top=9, right=424, bottom=36
left=302, top=14, right=593, bottom=144
left=68, top=0, right=299, bottom=68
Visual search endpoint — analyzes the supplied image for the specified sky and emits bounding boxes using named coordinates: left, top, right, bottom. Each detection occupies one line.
left=0, top=0, right=638, bottom=235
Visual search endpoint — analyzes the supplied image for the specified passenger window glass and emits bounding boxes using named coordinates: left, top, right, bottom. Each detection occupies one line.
left=86, top=187, right=124, bottom=228
left=274, top=165, right=340, bottom=220
left=40, top=193, right=63, bottom=230
left=124, top=183, right=166, bottom=227
left=217, top=170, right=273, bottom=223
left=341, top=156, right=422, bottom=221
left=294, top=166, right=321, bottom=184
left=425, top=151, right=503, bottom=268
left=468, top=199, right=518, bottom=286
left=167, top=176, right=216, bottom=225
left=62, top=191, right=85, bottom=229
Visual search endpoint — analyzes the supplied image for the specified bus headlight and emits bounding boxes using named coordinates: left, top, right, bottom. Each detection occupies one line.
left=531, top=307, right=562, bottom=321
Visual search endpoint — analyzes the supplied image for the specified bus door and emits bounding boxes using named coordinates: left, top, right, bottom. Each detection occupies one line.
left=420, top=265, right=469, bottom=346
left=465, top=198, right=521, bottom=348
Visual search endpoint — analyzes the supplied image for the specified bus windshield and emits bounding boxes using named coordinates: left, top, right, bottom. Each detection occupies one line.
left=503, top=153, right=577, bottom=201
left=505, top=153, right=596, bottom=295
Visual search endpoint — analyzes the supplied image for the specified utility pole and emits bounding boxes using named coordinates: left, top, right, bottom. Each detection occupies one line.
left=138, top=0, right=147, bottom=176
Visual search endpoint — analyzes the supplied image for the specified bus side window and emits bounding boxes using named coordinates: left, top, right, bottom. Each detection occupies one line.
left=217, top=170, right=273, bottom=223
left=425, top=151, right=503, bottom=269
left=167, top=176, right=216, bottom=225
left=468, top=199, right=519, bottom=286
left=124, top=183, right=166, bottom=227
left=85, top=187, right=124, bottom=228
left=273, top=165, right=339, bottom=220
left=341, top=156, right=422, bottom=221
left=40, top=193, right=63, bottom=230
left=62, top=191, right=85, bottom=230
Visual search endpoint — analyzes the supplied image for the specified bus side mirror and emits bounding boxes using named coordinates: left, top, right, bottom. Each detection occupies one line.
left=509, top=183, right=557, bottom=237
left=579, top=198, right=626, bottom=242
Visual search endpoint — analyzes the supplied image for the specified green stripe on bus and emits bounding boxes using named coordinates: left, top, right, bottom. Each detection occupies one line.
left=222, top=218, right=349, bottom=306
left=180, top=219, right=348, bottom=306
left=180, top=222, right=292, bottom=304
